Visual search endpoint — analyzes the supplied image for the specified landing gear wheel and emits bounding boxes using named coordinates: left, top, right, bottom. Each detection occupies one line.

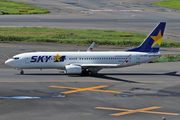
left=20, top=71, right=24, bottom=75
left=87, top=71, right=92, bottom=76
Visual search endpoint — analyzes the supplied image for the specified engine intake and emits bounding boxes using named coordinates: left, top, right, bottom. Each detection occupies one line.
left=64, top=65, right=82, bottom=74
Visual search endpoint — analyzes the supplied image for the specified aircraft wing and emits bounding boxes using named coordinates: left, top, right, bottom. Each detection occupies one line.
left=80, top=64, right=120, bottom=67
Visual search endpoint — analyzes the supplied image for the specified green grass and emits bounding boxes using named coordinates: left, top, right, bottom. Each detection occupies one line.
left=0, top=0, right=50, bottom=15
left=0, top=27, right=180, bottom=47
left=151, top=54, right=180, bottom=63
left=0, top=27, right=146, bottom=46
left=152, top=0, right=180, bottom=10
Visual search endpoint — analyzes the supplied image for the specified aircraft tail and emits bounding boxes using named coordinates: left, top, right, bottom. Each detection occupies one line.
left=126, top=22, right=166, bottom=53
left=87, top=42, right=95, bottom=52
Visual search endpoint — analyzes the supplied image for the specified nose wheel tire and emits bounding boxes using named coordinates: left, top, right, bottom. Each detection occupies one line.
left=20, top=71, right=24, bottom=75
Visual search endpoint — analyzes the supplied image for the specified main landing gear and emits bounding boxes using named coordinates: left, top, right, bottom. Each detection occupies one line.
left=87, top=71, right=92, bottom=76
left=82, top=69, right=93, bottom=76
left=20, top=70, right=24, bottom=75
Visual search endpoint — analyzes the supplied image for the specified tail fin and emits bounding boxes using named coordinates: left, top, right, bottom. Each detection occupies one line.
left=87, top=42, right=95, bottom=52
left=127, top=22, right=166, bottom=53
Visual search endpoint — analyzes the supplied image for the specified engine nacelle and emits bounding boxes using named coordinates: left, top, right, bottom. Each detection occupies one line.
left=64, top=65, right=82, bottom=74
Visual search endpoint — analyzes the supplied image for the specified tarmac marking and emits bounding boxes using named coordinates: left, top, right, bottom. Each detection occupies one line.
left=1, top=80, right=180, bottom=83
left=119, top=1, right=155, bottom=13
left=95, top=106, right=179, bottom=116
left=49, top=85, right=122, bottom=94
left=49, top=4, right=87, bottom=15
left=54, top=4, right=87, bottom=15
left=119, top=1, right=131, bottom=8
left=0, top=53, right=10, bottom=64
left=39, top=1, right=87, bottom=15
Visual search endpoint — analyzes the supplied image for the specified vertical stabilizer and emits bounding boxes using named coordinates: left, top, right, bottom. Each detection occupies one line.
left=127, top=22, right=166, bottom=53
left=87, top=42, right=95, bottom=52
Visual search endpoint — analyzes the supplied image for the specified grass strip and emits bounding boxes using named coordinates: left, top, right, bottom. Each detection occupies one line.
left=151, top=54, right=180, bottom=63
left=0, top=27, right=180, bottom=47
left=152, top=0, right=180, bottom=10
left=0, top=0, right=50, bottom=15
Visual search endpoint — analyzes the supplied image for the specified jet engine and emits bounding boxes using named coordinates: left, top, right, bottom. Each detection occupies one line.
left=64, top=65, right=82, bottom=74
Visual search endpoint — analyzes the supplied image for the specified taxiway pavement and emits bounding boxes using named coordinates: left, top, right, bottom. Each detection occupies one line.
left=0, top=43, right=180, bottom=120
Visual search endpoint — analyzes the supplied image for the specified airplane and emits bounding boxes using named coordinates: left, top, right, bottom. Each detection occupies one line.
left=5, top=22, right=166, bottom=76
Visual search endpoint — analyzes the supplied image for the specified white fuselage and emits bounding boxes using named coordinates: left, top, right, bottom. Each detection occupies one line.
left=5, top=51, right=161, bottom=70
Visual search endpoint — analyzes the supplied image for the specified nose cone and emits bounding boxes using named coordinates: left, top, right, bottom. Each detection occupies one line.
left=5, top=59, right=13, bottom=67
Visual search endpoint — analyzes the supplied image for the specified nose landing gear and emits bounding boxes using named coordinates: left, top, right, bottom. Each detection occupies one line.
left=15, top=68, right=24, bottom=75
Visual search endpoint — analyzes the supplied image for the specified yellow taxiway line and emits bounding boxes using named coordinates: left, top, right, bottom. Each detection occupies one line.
left=95, top=106, right=179, bottom=116
left=0, top=53, right=10, bottom=64
left=49, top=85, right=122, bottom=94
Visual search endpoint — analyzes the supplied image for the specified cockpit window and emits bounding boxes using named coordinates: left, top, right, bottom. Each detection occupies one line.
left=12, top=57, right=19, bottom=60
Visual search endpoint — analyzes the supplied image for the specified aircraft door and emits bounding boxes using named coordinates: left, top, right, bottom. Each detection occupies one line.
left=25, top=56, right=30, bottom=64
left=136, top=55, right=140, bottom=64
left=24, top=56, right=31, bottom=68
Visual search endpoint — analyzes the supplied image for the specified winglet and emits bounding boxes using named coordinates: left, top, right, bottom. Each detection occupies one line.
left=87, top=42, right=95, bottom=52
left=126, top=22, right=166, bottom=53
